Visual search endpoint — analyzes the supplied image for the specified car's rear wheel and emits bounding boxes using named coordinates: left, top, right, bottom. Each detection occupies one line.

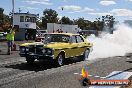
left=56, top=54, right=65, bottom=66
left=26, top=56, right=35, bottom=64
left=83, top=49, right=90, bottom=61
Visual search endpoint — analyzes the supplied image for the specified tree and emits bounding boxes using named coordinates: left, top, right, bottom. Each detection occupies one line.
left=59, top=16, right=73, bottom=24
left=0, top=8, right=11, bottom=31
left=74, top=17, right=92, bottom=30
left=0, top=8, right=4, bottom=26
left=3, top=14, right=10, bottom=24
left=0, top=8, right=10, bottom=25
left=42, top=9, right=58, bottom=29
left=36, top=15, right=43, bottom=29
left=74, top=17, right=85, bottom=29
left=94, top=15, right=115, bottom=34
left=36, top=21, right=43, bottom=29
left=101, top=15, right=115, bottom=33
left=95, top=18, right=104, bottom=31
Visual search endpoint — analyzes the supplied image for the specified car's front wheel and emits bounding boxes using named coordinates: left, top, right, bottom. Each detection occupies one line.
left=56, top=54, right=65, bottom=66
left=26, top=56, right=35, bottom=64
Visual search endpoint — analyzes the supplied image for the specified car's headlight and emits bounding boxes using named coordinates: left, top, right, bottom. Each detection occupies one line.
left=42, top=48, right=53, bottom=55
left=25, top=48, right=29, bottom=51
left=42, top=49, right=46, bottom=53
left=20, top=48, right=25, bottom=52
left=46, top=49, right=52, bottom=55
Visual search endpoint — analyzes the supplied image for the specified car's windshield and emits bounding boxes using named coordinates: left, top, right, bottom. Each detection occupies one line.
left=43, top=34, right=70, bottom=44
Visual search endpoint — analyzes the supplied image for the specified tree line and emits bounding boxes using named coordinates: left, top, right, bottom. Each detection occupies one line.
left=0, top=8, right=11, bottom=31
left=0, top=8, right=115, bottom=33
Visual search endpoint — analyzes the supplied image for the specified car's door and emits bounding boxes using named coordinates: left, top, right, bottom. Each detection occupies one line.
left=76, top=35, right=86, bottom=56
left=65, top=35, right=78, bottom=58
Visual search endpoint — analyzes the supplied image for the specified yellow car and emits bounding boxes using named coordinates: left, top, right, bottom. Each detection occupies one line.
left=19, top=33, right=93, bottom=66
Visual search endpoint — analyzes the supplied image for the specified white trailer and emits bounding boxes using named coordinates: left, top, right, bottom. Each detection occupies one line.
left=13, top=13, right=37, bottom=40
left=47, top=23, right=81, bottom=34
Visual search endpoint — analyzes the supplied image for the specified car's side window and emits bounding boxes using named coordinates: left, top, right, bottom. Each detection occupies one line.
left=76, top=35, right=84, bottom=43
left=62, top=36, right=70, bottom=43
left=70, top=36, right=77, bottom=43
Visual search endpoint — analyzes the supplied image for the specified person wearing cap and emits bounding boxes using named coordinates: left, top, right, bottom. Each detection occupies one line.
left=6, top=26, right=15, bottom=55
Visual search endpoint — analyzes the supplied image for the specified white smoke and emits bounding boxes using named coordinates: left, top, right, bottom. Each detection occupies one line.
left=87, top=23, right=132, bottom=60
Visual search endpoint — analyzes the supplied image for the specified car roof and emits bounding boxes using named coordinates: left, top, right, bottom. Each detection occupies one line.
left=44, top=33, right=80, bottom=36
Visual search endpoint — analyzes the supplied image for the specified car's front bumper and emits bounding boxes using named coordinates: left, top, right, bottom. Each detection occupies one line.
left=19, top=53, right=54, bottom=60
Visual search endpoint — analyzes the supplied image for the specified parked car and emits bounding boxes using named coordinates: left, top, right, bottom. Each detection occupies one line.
left=19, top=33, right=93, bottom=66
left=35, top=36, right=45, bottom=42
left=0, top=32, right=7, bottom=41
left=36, top=30, right=47, bottom=37
left=35, top=33, right=47, bottom=42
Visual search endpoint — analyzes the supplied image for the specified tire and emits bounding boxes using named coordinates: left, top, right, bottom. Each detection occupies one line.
left=26, top=56, right=35, bottom=64
left=56, top=54, right=65, bottom=66
left=83, top=49, right=90, bottom=61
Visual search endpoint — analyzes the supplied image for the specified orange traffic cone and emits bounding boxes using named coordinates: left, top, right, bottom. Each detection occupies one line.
left=82, top=67, right=89, bottom=78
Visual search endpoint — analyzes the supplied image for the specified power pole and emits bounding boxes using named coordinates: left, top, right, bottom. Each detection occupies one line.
left=61, top=7, right=63, bottom=31
left=12, top=0, right=15, bottom=27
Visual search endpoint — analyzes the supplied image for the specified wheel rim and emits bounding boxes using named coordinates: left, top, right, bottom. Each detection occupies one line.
left=84, top=49, right=90, bottom=60
left=58, top=55, right=63, bottom=66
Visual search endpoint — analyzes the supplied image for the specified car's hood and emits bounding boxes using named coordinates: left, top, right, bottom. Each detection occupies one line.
left=45, top=42, right=69, bottom=49
left=20, top=42, right=44, bottom=46
left=20, top=42, right=69, bottom=49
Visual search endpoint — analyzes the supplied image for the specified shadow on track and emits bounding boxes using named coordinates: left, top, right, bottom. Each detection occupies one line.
left=4, top=58, right=80, bottom=72
left=5, top=61, right=58, bottom=72
left=126, top=61, right=132, bottom=63
left=0, top=53, right=8, bottom=55
left=125, top=53, right=132, bottom=58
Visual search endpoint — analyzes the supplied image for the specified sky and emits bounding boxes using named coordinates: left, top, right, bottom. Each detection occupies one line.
left=0, top=0, right=132, bottom=22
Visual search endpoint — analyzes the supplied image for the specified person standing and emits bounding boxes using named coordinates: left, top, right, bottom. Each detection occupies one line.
left=25, top=31, right=29, bottom=41
left=6, top=26, right=15, bottom=55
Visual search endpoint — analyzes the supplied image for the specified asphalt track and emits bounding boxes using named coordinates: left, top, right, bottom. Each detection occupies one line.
left=0, top=42, right=131, bottom=88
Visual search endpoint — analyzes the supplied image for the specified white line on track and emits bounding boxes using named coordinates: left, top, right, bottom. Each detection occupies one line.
left=74, top=73, right=104, bottom=78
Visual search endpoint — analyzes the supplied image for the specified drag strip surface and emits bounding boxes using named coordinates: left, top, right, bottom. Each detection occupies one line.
left=0, top=52, right=131, bottom=88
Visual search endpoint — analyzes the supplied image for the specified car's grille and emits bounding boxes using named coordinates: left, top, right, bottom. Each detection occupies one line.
left=29, top=45, right=35, bottom=53
left=36, top=47, right=43, bottom=54
left=29, top=45, right=43, bottom=54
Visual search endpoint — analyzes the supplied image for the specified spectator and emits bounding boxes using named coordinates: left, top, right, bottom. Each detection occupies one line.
left=60, top=29, right=63, bottom=33
left=6, top=26, right=16, bottom=55
left=25, top=32, right=29, bottom=41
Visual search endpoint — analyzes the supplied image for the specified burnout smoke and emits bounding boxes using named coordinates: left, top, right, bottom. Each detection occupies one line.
left=87, top=23, right=132, bottom=60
